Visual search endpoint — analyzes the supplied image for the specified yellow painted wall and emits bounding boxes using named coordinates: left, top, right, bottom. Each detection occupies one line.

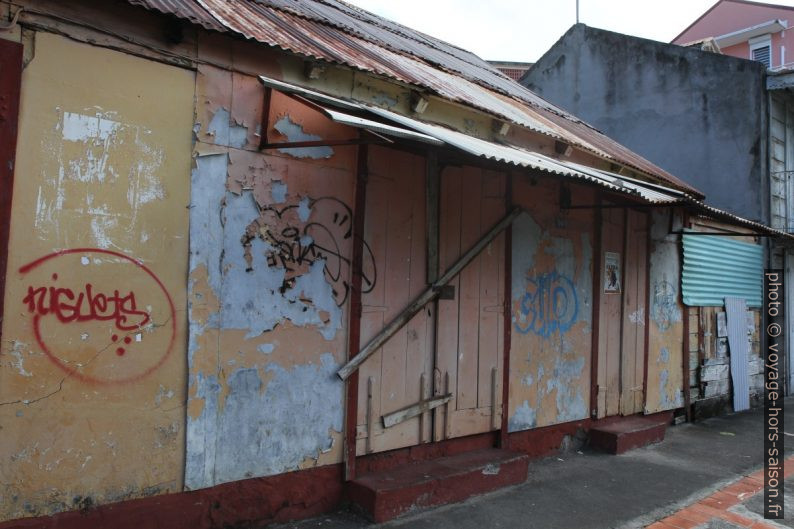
left=0, top=32, right=194, bottom=519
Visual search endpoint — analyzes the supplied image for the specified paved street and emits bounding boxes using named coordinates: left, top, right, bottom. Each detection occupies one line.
left=273, top=399, right=794, bottom=528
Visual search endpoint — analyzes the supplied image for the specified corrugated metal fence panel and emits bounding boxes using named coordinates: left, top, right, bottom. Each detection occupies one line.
left=682, top=233, right=763, bottom=307
left=725, top=297, right=750, bottom=412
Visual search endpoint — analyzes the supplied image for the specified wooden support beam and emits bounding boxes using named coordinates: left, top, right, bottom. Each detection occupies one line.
left=589, top=192, right=603, bottom=418
left=444, top=372, right=452, bottom=439
left=337, top=207, right=522, bottom=380
left=260, top=135, right=392, bottom=150
left=490, top=367, right=498, bottom=431
left=433, top=369, right=442, bottom=442
left=419, top=373, right=426, bottom=443
left=366, top=377, right=374, bottom=454
left=343, top=142, right=368, bottom=481
left=382, top=393, right=452, bottom=429
left=681, top=211, right=692, bottom=423
left=257, top=86, right=272, bottom=151
left=499, top=174, right=513, bottom=448
left=426, top=152, right=440, bottom=283
left=0, top=39, right=21, bottom=347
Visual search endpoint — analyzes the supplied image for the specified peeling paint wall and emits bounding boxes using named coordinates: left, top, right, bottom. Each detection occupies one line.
left=186, top=62, right=357, bottom=489
left=0, top=32, right=194, bottom=519
left=508, top=177, right=594, bottom=431
left=645, top=209, right=685, bottom=413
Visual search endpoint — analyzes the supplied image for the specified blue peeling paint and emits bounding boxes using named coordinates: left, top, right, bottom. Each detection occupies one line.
left=511, top=213, right=541, bottom=301
left=207, top=108, right=247, bottom=149
left=659, top=347, right=670, bottom=364
left=213, top=353, right=343, bottom=484
left=509, top=400, right=537, bottom=432
left=297, top=196, right=311, bottom=222
left=191, top=186, right=342, bottom=340
left=271, top=181, right=287, bottom=204
left=273, top=116, right=333, bottom=159
left=185, top=372, right=222, bottom=489
left=548, top=356, right=587, bottom=422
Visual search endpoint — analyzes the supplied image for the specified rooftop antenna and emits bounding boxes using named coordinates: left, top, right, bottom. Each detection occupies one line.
left=576, top=0, right=580, bottom=23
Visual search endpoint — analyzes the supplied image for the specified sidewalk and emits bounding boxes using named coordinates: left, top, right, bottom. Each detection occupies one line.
left=649, top=459, right=794, bottom=529
left=273, top=399, right=794, bottom=529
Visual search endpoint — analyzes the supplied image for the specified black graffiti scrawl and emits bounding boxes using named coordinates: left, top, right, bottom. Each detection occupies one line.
left=242, top=196, right=376, bottom=307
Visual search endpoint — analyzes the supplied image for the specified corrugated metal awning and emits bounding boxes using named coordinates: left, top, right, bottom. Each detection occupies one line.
left=259, top=75, right=794, bottom=239
left=366, top=105, right=643, bottom=197
left=321, top=107, right=444, bottom=146
left=260, top=75, right=662, bottom=200
left=682, top=232, right=763, bottom=307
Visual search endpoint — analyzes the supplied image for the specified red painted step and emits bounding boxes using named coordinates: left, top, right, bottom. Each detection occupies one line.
left=589, top=414, right=670, bottom=454
left=347, top=448, right=529, bottom=522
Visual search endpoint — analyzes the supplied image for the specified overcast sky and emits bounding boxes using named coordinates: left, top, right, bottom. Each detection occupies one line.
left=345, top=0, right=794, bottom=62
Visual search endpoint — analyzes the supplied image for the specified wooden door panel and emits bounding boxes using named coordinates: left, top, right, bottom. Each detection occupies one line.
left=456, top=166, right=483, bottom=410
left=620, top=210, right=647, bottom=415
left=597, top=207, right=624, bottom=418
left=435, top=166, right=463, bottom=441
left=436, top=167, right=505, bottom=440
left=598, top=208, right=648, bottom=418
left=356, top=148, right=429, bottom=455
left=477, top=171, right=505, bottom=412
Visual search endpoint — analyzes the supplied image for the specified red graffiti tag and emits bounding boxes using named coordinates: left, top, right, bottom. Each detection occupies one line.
left=22, top=280, right=150, bottom=331
left=18, top=248, right=176, bottom=385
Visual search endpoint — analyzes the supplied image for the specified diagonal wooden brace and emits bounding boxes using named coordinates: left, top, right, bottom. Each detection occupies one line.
left=337, top=207, right=522, bottom=381
left=382, top=393, right=453, bottom=429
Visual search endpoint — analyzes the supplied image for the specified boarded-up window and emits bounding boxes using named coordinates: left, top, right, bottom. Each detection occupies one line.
left=681, top=233, right=762, bottom=307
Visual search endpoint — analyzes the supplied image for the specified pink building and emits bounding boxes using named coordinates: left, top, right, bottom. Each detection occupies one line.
left=673, top=0, right=794, bottom=70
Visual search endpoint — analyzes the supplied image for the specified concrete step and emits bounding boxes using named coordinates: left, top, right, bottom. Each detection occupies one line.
left=347, top=447, right=529, bottom=522
left=589, top=414, right=670, bottom=454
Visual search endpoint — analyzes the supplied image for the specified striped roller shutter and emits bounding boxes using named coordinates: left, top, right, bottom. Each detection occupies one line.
left=682, top=233, right=763, bottom=307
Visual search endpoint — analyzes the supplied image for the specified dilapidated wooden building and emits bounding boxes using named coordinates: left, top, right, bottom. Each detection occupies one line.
left=0, top=1, right=788, bottom=527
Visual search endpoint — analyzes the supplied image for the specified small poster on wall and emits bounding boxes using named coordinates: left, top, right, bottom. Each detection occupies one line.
left=604, top=252, right=621, bottom=293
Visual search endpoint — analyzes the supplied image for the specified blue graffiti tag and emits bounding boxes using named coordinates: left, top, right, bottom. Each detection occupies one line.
left=515, top=271, right=578, bottom=337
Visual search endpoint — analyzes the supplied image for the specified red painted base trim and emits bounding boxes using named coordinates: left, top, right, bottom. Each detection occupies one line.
left=508, top=419, right=591, bottom=458
left=0, top=413, right=677, bottom=528
left=357, top=431, right=497, bottom=475
left=349, top=448, right=528, bottom=522
left=0, top=464, right=344, bottom=529
left=589, top=411, right=673, bottom=455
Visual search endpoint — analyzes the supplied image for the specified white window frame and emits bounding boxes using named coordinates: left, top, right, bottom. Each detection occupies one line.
left=750, top=34, right=773, bottom=67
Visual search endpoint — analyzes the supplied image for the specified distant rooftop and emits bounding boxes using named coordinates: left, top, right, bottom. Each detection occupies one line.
left=487, top=61, right=534, bottom=82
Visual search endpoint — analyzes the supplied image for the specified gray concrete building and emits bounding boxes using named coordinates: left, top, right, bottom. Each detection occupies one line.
left=523, top=23, right=769, bottom=223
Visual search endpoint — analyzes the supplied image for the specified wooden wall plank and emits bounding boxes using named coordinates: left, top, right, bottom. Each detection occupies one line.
left=456, top=166, right=483, bottom=410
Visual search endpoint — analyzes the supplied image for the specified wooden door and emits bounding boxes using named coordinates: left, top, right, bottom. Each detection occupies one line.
left=596, top=208, right=648, bottom=417
left=356, top=147, right=433, bottom=455
left=619, top=210, right=647, bottom=415
left=597, top=208, right=624, bottom=417
left=434, top=166, right=505, bottom=440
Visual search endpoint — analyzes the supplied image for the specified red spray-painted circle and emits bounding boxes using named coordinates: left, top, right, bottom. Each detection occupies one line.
left=19, top=248, right=176, bottom=385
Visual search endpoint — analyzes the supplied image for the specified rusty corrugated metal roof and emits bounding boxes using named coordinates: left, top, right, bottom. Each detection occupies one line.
left=126, top=0, right=702, bottom=195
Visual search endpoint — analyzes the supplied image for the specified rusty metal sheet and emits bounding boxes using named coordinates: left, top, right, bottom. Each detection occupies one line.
left=125, top=0, right=702, bottom=196
left=127, top=0, right=226, bottom=31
